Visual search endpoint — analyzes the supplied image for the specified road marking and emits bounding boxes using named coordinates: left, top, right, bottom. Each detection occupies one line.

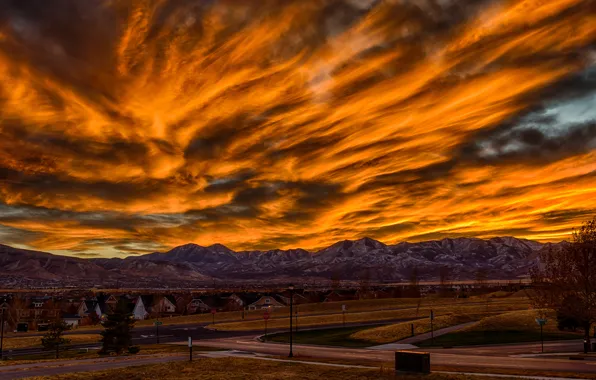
left=435, top=371, right=579, bottom=380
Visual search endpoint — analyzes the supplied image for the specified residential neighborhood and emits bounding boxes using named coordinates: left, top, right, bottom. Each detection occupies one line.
left=0, top=281, right=528, bottom=331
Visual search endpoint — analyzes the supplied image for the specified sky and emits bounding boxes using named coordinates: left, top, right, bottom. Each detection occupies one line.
left=0, top=0, right=595, bottom=258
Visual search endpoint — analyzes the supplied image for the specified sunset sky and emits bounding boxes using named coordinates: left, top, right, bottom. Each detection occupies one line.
left=0, top=0, right=595, bottom=258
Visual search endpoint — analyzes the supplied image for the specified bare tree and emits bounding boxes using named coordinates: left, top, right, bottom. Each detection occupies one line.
left=530, top=218, right=596, bottom=349
left=358, top=268, right=371, bottom=299
left=439, top=266, right=451, bottom=297
left=475, top=268, right=488, bottom=293
left=408, top=267, right=421, bottom=298
left=330, top=271, right=341, bottom=291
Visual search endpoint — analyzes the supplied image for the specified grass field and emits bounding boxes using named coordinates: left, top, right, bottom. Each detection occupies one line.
left=264, top=325, right=378, bottom=348
left=350, top=313, right=492, bottom=344
left=3, top=334, right=100, bottom=350
left=0, top=344, right=221, bottom=365
left=211, top=299, right=530, bottom=331
left=417, top=310, right=582, bottom=347
left=125, top=296, right=526, bottom=327
left=26, top=357, right=518, bottom=380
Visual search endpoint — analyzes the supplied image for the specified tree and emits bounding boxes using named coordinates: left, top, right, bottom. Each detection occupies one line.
left=41, top=319, right=71, bottom=358
left=358, top=268, right=371, bottom=299
left=407, top=266, right=421, bottom=298
left=475, top=268, right=488, bottom=290
left=530, top=218, right=596, bottom=349
left=100, top=299, right=136, bottom=355
left=439, top=266, right=452, bottom=297
left=176, top=294, right=192, bottom=315
left=330, top=271, right=341, bottom=291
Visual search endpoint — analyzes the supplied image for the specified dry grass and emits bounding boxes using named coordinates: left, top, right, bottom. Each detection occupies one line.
left=125, top=296, right=527, bottom=327
left=129, top=297, right=458, bottom=327
left=458, top=310, right=560, bottom=335
left=3, top=334, right=100, bottom=350
left=350, top=313, right=489, bottom=344
left=416, top=309, right=583, bottom=347
left=433, top=365, right=596, bottom=380
left=26, top=357, right=519, bottom=380
left=212, top=301, right=530, bottom=331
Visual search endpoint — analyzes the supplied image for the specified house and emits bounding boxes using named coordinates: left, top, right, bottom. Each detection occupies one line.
left=132, top=295, right=154, bottom=320
left=187, top=298, right=212, bottom=314
left=62, top=313, right=81, bottom=328
left=323, top=290, right=358, bottom=303
left=152, top=295, right=177, bottom=315
left=13, top=297, right=60, bottom=330
left=97, top=294, right=119, bottom=314
left=277, top=291, right=310, bottom=306
left=77, top=300, right=102, bottom=318
left=247, top=295, right=285, bottom=310
left=223, top=293, right=245, bottom=311
left=186, top=295, right=231, bottom=314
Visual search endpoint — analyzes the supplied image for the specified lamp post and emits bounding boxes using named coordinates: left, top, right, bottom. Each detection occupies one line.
left=288, top=284, right=294, bottom=358
left=0, top=305, right=6, bottom=361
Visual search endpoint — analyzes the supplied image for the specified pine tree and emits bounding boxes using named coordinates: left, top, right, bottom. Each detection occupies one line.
left=41, top=319, right=71, bottom=358
left=100, top=299, right=135, bottom=355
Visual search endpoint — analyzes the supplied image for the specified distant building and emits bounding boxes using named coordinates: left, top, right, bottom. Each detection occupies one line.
left=247, top=295, right=284, bottom=310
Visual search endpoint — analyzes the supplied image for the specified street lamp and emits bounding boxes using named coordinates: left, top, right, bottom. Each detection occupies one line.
left=0, top=304, right=7, bottom=361
left=288, top=284, right=294, bottom=358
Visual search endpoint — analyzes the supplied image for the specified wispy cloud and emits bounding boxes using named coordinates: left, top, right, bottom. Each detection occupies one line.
left=0, top=0, right=595, bottom=256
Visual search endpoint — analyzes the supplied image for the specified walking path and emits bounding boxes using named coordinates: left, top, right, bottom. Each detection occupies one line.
left=367, top=322, right=476, bottom=350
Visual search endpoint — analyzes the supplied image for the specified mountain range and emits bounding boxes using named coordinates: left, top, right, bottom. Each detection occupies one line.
left=0, top=236, right=564, bottom=288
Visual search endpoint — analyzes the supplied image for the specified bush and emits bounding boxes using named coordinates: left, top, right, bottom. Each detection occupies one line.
left=128, top=346, right=141, bottom=354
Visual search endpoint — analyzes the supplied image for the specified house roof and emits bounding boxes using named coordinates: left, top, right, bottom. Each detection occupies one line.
left=248, top=295, right=285, bottom=306
left=164, top=295, right=177, bottom=306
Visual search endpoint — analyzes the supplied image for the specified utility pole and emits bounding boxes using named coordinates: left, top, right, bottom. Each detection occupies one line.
left=430, top=309, right=434, bottom=346
left=288, top=284, right=294, bottom=358
left=0, top=307, right=5, bottom=361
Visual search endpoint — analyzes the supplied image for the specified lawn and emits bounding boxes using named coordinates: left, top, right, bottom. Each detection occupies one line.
left=3, top=334, right=100, bottom=350
left=264, top=325, right=379, bottom=348
left=350, top=313, right=492, bottom=344
left=26, top=356, right=518, bottom=380
left=0, top=344, right=221, bottom=365
left=417, top=310, right=583, bottom=347
left=126, top=296, right=527, bottom=328
left=211, top=300, right=530, bottom=331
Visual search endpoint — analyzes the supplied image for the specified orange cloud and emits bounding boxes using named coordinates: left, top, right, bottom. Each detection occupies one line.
left=0, top=0, right=595, bottom=257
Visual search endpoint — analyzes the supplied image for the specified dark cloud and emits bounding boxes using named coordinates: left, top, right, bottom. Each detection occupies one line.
left=0, top=0, right=594, bottom=255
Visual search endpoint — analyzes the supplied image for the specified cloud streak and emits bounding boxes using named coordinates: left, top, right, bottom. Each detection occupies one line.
left=0, top=0, right=595, bottom=256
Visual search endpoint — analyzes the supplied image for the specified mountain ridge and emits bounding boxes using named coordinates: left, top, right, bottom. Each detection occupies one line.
left=0, top=237, right=564, bottom=287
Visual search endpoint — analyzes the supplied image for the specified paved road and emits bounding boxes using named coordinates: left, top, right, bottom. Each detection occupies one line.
left=1, top=337, right=594, bottom=379
left=2, top=318, right=415, bottom=358
left=191, top=337, right=596, bottom=373
left=424, top=340, right=585, bottom=357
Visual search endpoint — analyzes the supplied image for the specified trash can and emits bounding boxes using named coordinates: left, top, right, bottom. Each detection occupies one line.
left=395, top=351, right=431, bottom=373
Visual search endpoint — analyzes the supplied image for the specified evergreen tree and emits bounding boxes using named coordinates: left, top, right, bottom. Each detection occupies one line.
left=41, top=319, right=71, bottom=358
left=100, top=299, right=135, bottom=355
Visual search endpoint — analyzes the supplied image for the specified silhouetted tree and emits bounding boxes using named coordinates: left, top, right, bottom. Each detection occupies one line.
left=530, top=218, right=596, bottom=349
left=41, top=318, right=71, bottom=358
left=100, top=299, right=136, bottom=355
